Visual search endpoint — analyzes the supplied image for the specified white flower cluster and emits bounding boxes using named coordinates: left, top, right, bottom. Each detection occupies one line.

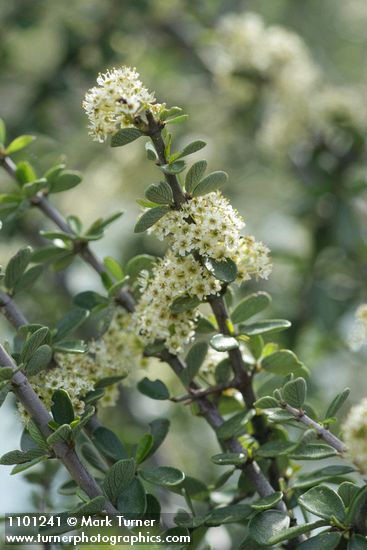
left=83, top=67, right=163, bottom=142
left=348, top=304, right=367, bottom=351
left=342, top=397, right=367, bottom=472
left=19, top=310, right=145, bottom=423
left=151, top=192, right=272, bottom=282
left=215, top=12, right=318, bottom=96
left=134, top=192, right=271, bottom=354
left=134, top=251, right=221, bottom=354
left=213, top=12, right=367, bottom=155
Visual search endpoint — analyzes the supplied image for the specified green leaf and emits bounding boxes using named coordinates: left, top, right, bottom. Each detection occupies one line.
left=47, top=425, right=72, bottom=446
left=147, top=418, right=170, bottom=458
left=346, top=485, right=367, bottom=526
left=264, top=408, right=295, bottom=423
left=165, top=114, right=188, bottom=125
left=248, top=510, right=290, bottom=545
left=210, top=334, right=239, bottom=352
left=137, top=198, right=160, bottom=208
left=170, top=295, right=200, bottom=313
left=181, top=342, right=208, bottom=385
left=44, top=163, right=65, bottom=185
left=50, top=170, right=82, bottom=193
left=214, top=468, right=235, bottom=490
left=215, top=359, right=232, bottom=384
left=53, top=340, right=87, bottom=353
left=251, top=492, right=284, bottom=511
left=0, top=118, right=5, bottom=144
left=172, top=476, right=209, bottom=502
left=25, top=344, right=52, bottom=375
left=111, top=128, right=142, bottom=147
left=338, top=482, right=359, bottom=508
left=204, top=257, right=238, bottom=282
left=145, top=142, right=158, bottom=161
left=126, top=254, right=156, bottom=280
left=5, top=247, right=32, bottom=289
left=117, top=478, right=147, bottom=514
left=145, top=493, right=161, bottom=521
left=262, top=350, right=303, bottom=376
left=178, top=140, right=206, bottom=159
left=21, top=327, right=50, bottom=362
left=268, top=520, right=330, bottom=545
left=81, top=443, right=108, bottom=474
left=93, top=427, right=127, bottom=462
left=55, top=307, right=89, bottom=341
left=196, top=315, right=216, bottom=334
left=73, top=496, right=106, bottom=515
left=324, top=388, right=350, bottom=420
left=12, top=265, right=43, bottom=294
left=86, top=211, right=123, bottom=235
left=205, top=504, right=252, bottom=526
left=31, top=246, right=71, bottom=264
left=6, top=135, right=35, bottom=155
left=135, top=434, right=154, bottom=464
left=0, top=448, right=46, bottom=465
left=211, top=452, right=247, bottom=466
left=103, top=458, right=136, bottom=503
left=145, top=181, right=173, bottom=204
left=289, top=444, right=337, bottom=460
left=11, top=456, right=46, bottom=475
left=0, top=367, right=14, bottom=382
left=216, top=410, right=255, bottom=440
left=161, top=160, right=186, bottom=174
left=298, top=485, right=345, bottom=522
left=192, top=171, right=228, bottom=196
left=143, top=340, right=166, bottom=356
left=58, top=480, right=77, bottom=495
left=283, top=377, right=307, bottom=408
left=51, top=390, right=75, bottom=425
left=134, top=206, right=171, bottom=233
left=137, top=377, right=169, bottom=400
left=74, top=291, right=109, bottom=311
left=231, top=292, right=271, bottom=324
left=298, top=532, right=342, bottom=549
left=23, top=178, right=49, bottom=198
left=348, top=535, right=367, bottom=550
left=140, top=466, right=185, bottom=487
left=239, top=319, right=291, bottom=336
left=185, top=160, right=207, bottom=194
left=15, top=160, right=37, bottom=184
left=254, top=396, right=279, bottom=409
left=294, top=466, right=355, bottom=490
left=161, top=106, right=183, bottom=120
left=256, top=440, right=296, bottom=458
left=103, top=256, right=124, bottom=281
left=0, top=383, right=10, bottom=408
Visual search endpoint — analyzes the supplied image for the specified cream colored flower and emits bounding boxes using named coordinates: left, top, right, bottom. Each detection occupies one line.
left=348, top=304, right=367, bottom=351
left=19, top=309, right=147, bottom=423
left=83, top=66, right=163, bottom=142
left=134, top=192, right=271, bottom=354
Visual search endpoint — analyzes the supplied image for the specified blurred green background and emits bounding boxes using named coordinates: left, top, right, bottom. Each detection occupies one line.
left=1, top=0, right=367, bottom=542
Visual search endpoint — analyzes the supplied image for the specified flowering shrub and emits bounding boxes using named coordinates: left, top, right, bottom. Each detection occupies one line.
left=0, top=66, right=366, bottom=548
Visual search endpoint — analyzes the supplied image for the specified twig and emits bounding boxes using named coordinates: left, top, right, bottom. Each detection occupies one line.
left=0, top=343, right=117, bottom=513
left=160, top=349, right=286, bottom=507
left=282, top=403, right=347, bottom=454
left=0, top=291, right=28, bottom=327
left=170, top=380, right=234, bottom=402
